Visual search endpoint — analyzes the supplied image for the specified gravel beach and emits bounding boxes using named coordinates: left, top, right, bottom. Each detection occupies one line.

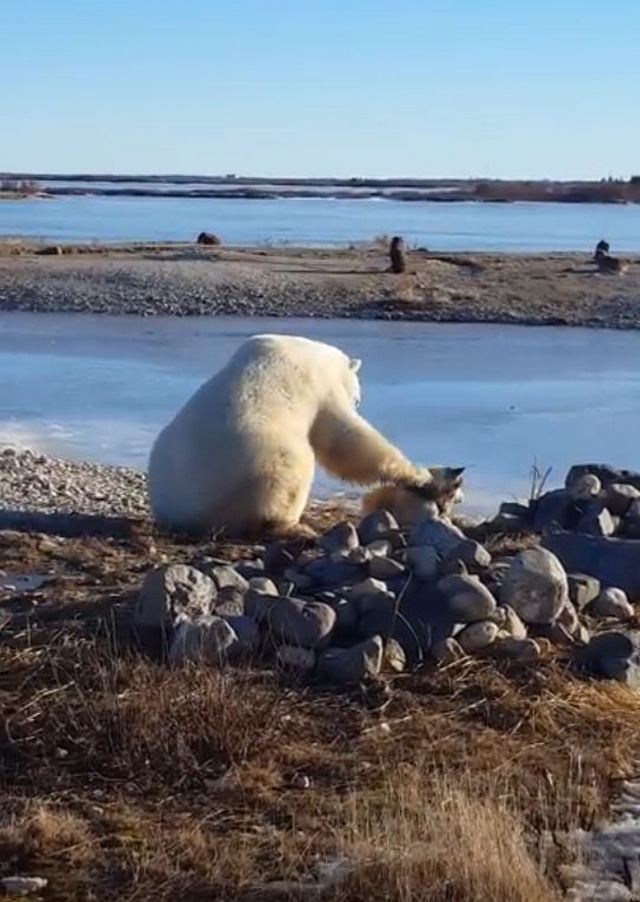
left=1, top=241, right=640, bottom=328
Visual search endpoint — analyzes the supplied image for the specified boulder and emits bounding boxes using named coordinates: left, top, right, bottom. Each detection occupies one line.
left=305, top=557, right=367, bottom=587
left=603, top=483, right=640, bottom=516
left=244, top=589, right=279, bottom=622
left=358, top=510, right=400, bottom=545
left=135, top=564, right=216, bottom=631
left=457, top=620, right=499, bottom=653
left=318, top=521, right=359, bottom=554
left=276, top=646, right=316, bottom=673
left=592, top=587, right=634, bottom=621
left=532, top=489, right=573, bottom=533
left=349, top=576, right=389, bottom=600
left=567, top=572, right=601, bottom=611
left=442, top=539, right=491, bottom=573
left=567, top=473, right=602, bottom=501
left=543, top=532, right=640, bottom=596
left=317, top=636, right=383, bottom=684
left=267, top=598, right=336, bottom=648
left=574, top=630, right=640, bottom=686
left=576, top=505, right=616, bottom=537
left=437, top=574, right=497, bottom=622
left=206, top=564, right=250, bottom=594
left=196, top=231, right=221, bottom=245
left=500, top=547, right=568, bottom=624
left=406, top=545, right=439, bottom=580
left=366, top=538, right=393, bottom=557
left=224, top=615, right=260, bottom=652
left=410, top=518, right=465, bottom=556
left=169, top=615, right=239, bottom=666
left=566, top=464, right=640, bottom=492
left=248, top=576, right=279, bottom=596
left=369, top=556, right=406, bottom=580
left=495, top=637, right=541, bottom=661
left=330, top=546, right=371, bottom=565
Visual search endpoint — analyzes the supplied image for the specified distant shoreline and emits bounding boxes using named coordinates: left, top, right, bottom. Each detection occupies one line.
left=2, top=173, right=640, bottom=204
left=1, top=241, right=639, bottom=329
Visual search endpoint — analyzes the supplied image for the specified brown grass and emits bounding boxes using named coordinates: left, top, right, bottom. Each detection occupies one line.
left=1, top=523, right=640, bottom=899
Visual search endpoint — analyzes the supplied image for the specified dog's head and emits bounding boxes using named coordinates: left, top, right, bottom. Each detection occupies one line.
left=402, top=466, right=465, bottom=512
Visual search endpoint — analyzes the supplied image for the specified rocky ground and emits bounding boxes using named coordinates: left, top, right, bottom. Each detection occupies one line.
left=1, top=241, right=640, bottom=328
left=2, top=451, right=640, bottom=898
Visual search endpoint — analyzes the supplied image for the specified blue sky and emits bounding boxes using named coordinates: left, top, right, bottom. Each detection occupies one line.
left=2, top=0, right=638, bottom=179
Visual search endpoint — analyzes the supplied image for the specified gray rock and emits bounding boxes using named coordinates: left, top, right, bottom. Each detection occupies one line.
left=276, top=646, right=316, bottom=672
left=432, top=636, right=466, bottom=664
left=358, top=510, right=400, bottom=545
left=224, top=615, right=260, bottom=651
left=592, top=588, right=634, bottom=621
left=326, top=597, right=358, bottom=638
left=567, top=572, right=601, bottom=611
left=235, top=559, right=265, bottom=579
left=495, top=637, right=541, bottom=661
left=267, top=598, right=336, bottom=648
left=366, top=538, right=393, bottom=558
left=213, top=588, right=245, bottom=617
left=457, top=620, right=499, bottom=652
left=439, top=557, right=469, bottom=577
left=318, top=521, right=359, bottom=554
left=169, top=615, right=239, bottom=666
left=369, top=556, right=406, bottom=580
left=532, top=489, right=572, bottom=533
left=437, top=574, right=497, bottom=622
left=574, top=630, right=640, bottom=684
left=406, top=545, right=439, bottom=580
left=135, top=564, right=216, bottom=630
left=244, top=588, right=279, bottom=622
left=410, top=517, right=465, bottom=556
left=603, top=483, right=640, bottom=516
left=568, top=473, right=602, bottom=501
left=442, top=539, right=492, bottom=573
left=206, top=565, right=250, bottom=594
left=355, top=605, right=397, bottom=641
left=577, top=505, right=616, bottom=537
left=249, top=576, right=279, bottom=596
left=349, top=576, right=389, bottom=600
left=305, top=557, right=367, bottom=587
left=566, top=464, right=640, bottom=492
left=317, top=636, right=383, bottom=684
left=283, top=568, right=314, bottom=590
left=598, top=657, right=640, bottom=688
left=500, top=547, right=568, bottom=624
left=330, top=546, right=371, bottom=565
left=543, top=532, right=640, bottom=596
left=531, top=621, right=578, bottom=646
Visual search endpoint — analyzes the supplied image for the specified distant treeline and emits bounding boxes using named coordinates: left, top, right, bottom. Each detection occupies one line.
left=2, top=174, right=640, bottom=204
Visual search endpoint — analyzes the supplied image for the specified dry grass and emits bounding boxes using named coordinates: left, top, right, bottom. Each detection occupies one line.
left=2, top=524, right=640, bottom=899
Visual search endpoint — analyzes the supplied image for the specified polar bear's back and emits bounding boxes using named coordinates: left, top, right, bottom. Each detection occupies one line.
left=147, top=333, right=354, bottom=530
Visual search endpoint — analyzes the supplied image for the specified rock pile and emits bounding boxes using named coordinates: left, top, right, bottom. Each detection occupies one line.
left=133, top=473, right=640, bottom=687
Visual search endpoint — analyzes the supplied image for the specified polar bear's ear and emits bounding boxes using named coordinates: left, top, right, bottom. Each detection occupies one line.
left=349, top=358, right=362, bottom=373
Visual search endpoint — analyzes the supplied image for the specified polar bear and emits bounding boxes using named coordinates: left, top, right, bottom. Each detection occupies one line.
left=148, top=334, right=461, bottom=538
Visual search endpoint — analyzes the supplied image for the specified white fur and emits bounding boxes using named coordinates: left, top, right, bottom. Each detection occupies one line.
left=148, top=334, right=422, bottom=536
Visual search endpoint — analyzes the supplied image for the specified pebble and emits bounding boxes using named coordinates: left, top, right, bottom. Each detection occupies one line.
left=457, top=620, right=499, bottom=652
left=317, top=635, right=383, bottom=684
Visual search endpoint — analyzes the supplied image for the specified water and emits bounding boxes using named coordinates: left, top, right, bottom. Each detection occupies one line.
left=2, top=313, right=640, bottom=515
left=1, top=195, right=640, bottom=251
